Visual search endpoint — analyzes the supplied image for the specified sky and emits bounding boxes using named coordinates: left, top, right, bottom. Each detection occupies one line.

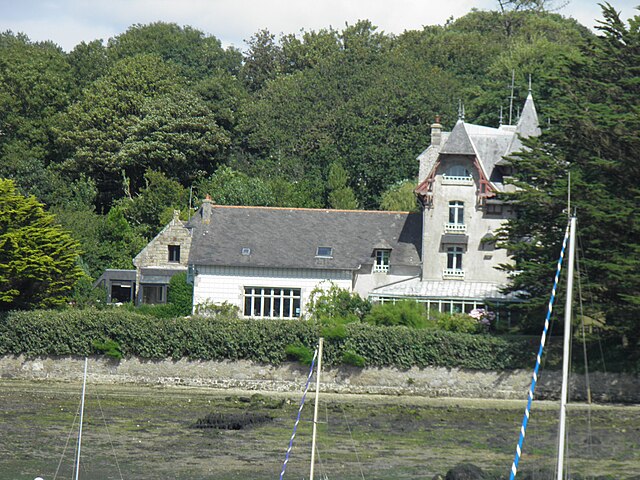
left=0, top=0, right=638, bottom=52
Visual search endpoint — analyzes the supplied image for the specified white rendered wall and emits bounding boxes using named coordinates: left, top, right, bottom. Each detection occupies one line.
left=421, top=155, right=514, bottom=284
left=193, top=265, right=352, bottom=316
left=353, top=265, right=419, bottom=298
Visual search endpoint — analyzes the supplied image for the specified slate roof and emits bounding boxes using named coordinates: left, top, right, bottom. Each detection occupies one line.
left=370, top=277, right=521, bottom=302
left=436, top=92, right=541, bottom=192
left=187, top=206, right=422, bottom=271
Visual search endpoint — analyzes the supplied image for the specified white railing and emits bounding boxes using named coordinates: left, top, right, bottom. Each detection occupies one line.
left=443, top=269, right=465, bottom=279
left=372, top=264, right=390, bottom=273
left=442, top=175, right=474, bottom=186
left=444, top=223, right=467, bottom=234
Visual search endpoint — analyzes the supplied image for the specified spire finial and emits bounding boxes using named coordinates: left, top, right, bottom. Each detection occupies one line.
left=499, top=106, right=504, bottom=127
left=528, top=74, right=532, bottom=93
left=458, top=99, right=465, bottom=121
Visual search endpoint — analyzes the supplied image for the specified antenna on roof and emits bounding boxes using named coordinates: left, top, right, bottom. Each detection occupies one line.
left=457, top=100, right=465, bottom=121
left=508, top=70, right=515, bottom=126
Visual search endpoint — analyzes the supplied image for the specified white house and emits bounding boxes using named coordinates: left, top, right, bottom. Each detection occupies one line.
left=128, top=91, right=541, bottom=318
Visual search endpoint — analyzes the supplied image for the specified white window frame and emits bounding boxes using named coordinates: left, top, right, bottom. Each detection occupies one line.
left=449, top=201, right=464, bottom=224
left=243, top=287, right=302, bottom=318
left=373, top=249, right=390, bottom=273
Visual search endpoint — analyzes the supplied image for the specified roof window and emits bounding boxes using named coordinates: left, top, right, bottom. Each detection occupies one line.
left=316, top=246, right=333, bottom=258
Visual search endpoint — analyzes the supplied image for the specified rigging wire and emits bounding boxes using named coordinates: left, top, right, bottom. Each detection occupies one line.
left=340, top=405, right=366, bottom=480
left=278, top=348, right=318, bottom=480
left=53, top=403, right=80, bottom=480
left=94, top=389, right=125, bottom=480
left=576, top=234, right=595, bottom=478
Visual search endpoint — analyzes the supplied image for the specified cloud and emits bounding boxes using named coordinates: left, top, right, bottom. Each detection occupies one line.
left=0, top=0, right=638, bottom=52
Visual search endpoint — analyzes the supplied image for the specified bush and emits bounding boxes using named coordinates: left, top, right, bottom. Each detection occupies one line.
left=167, top=272, right=193, bottom=316
left=0, top=308, right=542, bottom=370
left=365, top=301, right=428, bottom=329
left=306, top=282, right=371, bottom=323
left=431, top=311, right=484, bottom=334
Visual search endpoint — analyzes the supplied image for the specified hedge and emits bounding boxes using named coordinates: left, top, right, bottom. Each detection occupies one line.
left=0, top=308, right=543, bottom=370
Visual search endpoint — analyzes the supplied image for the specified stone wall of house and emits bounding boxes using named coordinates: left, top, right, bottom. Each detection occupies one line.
left=133, top=212, right=192, bottom=269
left=2, top=355, right=638, bottom=403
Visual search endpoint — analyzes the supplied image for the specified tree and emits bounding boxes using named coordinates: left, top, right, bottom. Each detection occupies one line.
left=195, top=166, right=275, bottom=206
left=328, top=162, right=358, bottom=209
left=380, top=179, right=419, bottom=212
left=56, top=54, right=180, bottom=207
left=0, top=179, right=83, bottom=310
left=499, top=5, right=640, bottom=343
left=107, top=22, right=241, bottom=79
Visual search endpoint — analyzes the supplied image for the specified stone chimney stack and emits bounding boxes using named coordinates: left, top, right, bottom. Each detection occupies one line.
left=202, top=195, right=213, bottom=224
left=430, top=115, right=442, bottom=147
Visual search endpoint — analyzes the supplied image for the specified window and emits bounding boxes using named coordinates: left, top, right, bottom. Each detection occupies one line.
left=243, top=287, right=302, bottom=318
left=448, top=201, right=464, bottom=224
left=486, top=203, right=503, bottom=215
left=447, top=246, right=463, bottom=270
left=241, top=247, right=251, bottom=255
left=446, top=165, right=471, bottom=177
left=168, top=245, right=180, bottom=263
left=373, top=250, right=390, bottom=273
left=141, top=284, right=165, bottom=304
left=316, top=246, right=333, bottom=258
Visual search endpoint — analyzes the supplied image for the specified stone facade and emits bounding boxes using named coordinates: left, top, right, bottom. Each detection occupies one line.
left=2, top=355, right=638, bottom=404
left=132, top=210, right=192, bottom=304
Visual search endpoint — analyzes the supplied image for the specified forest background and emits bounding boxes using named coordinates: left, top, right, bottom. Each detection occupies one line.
left=0, top=3, right=638, bottom=347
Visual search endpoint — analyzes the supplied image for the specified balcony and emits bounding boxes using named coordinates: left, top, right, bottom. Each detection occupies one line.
left=444, top=223, right=467, bottom=234
left=441, top=174, right=474, bottom=186
left=443, top=269, right=465, bottom=280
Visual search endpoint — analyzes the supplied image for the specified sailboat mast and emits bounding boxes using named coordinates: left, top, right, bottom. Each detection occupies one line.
left=309, top=338, right=323, bottom=480
left=74, top=357, right=88, bottom=480
left=556, top=216, right=576, bottom=480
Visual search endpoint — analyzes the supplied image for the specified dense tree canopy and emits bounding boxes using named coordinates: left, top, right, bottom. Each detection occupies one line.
left=499, top=5, right=640, bottom=343
left=0, top=9, right=612, bottom=299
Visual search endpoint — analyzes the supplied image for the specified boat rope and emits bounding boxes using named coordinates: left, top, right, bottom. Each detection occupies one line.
left=53, top=404, right=80, bottom=480
left=278, top=347, right=319, bottom=480
left=94, top=389, right=125, bottom=480
left=509, top=222, right=571, bottom=480
left=341, top=405, right=366, bottom=480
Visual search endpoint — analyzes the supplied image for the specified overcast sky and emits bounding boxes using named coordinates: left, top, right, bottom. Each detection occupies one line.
left=0, top=0, right=638, bottom=52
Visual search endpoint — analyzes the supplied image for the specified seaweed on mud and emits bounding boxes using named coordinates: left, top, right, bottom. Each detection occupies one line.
left=192, top=411, right=274, bottom=430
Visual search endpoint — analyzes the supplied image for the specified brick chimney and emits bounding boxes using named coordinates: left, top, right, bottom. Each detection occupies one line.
left=430, top=115, right=442, bottom=147
left=202, top=195, right=213, bottom=224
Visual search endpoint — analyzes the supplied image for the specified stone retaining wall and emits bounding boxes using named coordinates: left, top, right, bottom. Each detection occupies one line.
left=1, top=355, right=638, bottom=403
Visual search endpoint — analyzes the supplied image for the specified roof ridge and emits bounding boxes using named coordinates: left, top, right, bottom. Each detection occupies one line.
left=209, top=205, right=413, bottom=214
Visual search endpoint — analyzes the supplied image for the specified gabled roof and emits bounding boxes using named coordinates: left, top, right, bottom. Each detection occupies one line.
left=439, top=120, right=476, bottom=155
left=432, top=93, right=541, bottom=193
left=187, top=206, right=422, bottom=271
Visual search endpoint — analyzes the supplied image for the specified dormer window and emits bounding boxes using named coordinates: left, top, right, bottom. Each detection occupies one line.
left=168, top=245, right=180, bottom=263
left=316, top=246, right=333, bottom=258
left=373, top=250, right=390, bottom=273
left=442, top=165, right=473, bottom=185
left=446, top=165, right=471, bottom=177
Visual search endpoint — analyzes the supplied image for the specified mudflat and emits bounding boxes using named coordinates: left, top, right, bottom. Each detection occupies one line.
left=1, top=380, right=639, bottom=479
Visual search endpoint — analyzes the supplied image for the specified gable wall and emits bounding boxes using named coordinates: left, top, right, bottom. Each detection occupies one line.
left=422, top=155, right=513, bottom=283
left=134, top=219, right=192, bottom=270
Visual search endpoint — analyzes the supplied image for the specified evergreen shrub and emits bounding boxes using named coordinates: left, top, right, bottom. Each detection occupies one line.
left=0, top=308, right=539, bottom=369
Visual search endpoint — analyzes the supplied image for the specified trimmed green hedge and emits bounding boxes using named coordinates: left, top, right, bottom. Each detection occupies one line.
left=0, top=309, right=541, bottom=369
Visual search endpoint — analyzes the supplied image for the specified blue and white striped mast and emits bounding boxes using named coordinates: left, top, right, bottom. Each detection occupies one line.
left=509, top=220, right=572, bottom=480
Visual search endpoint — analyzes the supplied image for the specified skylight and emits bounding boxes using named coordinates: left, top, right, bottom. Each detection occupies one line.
left=316, top=246, right=333, bottom=258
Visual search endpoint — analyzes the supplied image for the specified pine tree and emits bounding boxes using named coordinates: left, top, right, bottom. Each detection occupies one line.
left=500, top=5, right=640, bottom=344
left=0, top=179, right=83, bottom=310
